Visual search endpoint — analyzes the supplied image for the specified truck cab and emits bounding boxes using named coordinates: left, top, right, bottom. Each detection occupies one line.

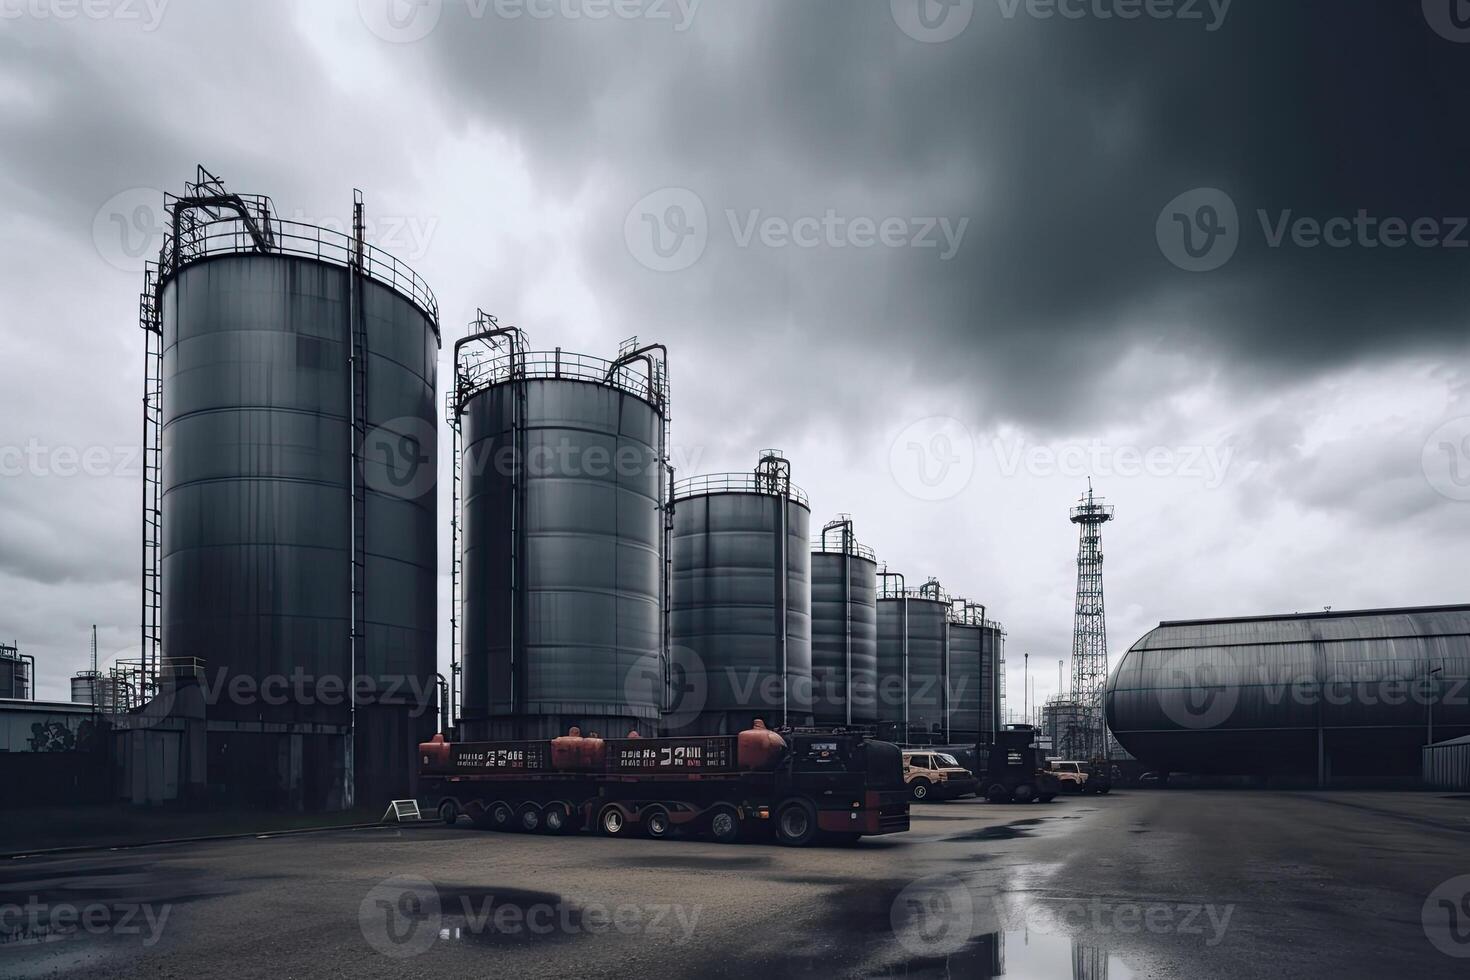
left=902, top=750, right=979, bottom=801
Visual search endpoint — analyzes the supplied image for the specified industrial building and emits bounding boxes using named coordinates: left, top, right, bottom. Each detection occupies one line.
left=1105, top=604, right=1470, bottom=785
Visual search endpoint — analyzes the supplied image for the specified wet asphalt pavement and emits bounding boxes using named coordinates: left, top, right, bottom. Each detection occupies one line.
left=3, top=790, right=1469, bottom=978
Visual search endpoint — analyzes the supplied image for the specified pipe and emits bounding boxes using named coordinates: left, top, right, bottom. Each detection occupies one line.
left=453, top=318, right=527, bottom=729
left=604, top=343, right=668, bottom=405
left=435, top=673, right=451, bottom=737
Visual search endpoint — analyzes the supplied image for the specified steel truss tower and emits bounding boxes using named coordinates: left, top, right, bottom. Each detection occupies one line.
left=1068, top=480, right=1115, bottom=760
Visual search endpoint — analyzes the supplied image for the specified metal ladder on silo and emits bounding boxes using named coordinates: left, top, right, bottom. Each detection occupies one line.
left=348, top=191, right=369, bottom=767
left=139, top=263, right=164, bottom=700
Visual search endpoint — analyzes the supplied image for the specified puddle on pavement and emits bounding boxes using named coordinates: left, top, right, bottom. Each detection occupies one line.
left=945, top=818, right=1045, bottom=842
left=886, top=930, right=1136, bottom=979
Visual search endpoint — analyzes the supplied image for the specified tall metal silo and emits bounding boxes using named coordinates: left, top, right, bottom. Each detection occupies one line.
left=453, top=321, right=669, bottom=741
left=946, top=599, right=987, bottom=744
left=671, top=452, right=812, bottom=734
left=980, top=620, right=1006, bottom=743
left=149, top=169, right=439, bottom=809
left=810, top=517, right=878, bottom=727
left=876, top=573, right=950, bottom=744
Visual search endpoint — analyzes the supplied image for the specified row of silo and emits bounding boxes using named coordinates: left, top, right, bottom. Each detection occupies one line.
left=145, top=171, right=1007, bottom=817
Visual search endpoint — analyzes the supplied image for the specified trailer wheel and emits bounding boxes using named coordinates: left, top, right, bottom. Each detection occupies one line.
left=438, top=800, right=460, bottom=826
left=910, top=779, right=932, bottom=802
left=1013, top=783, right=1036, bottom=804
left=489, top=801, right=515, bottom=831
left=1096, top=786, right=1111, bottom=795
left=542, top=803, right=572, bottom=835
left=598, top=805, right=630, bottom=837
left=775, top=799, right=819, bottom=847
left=643, top=806, right=673, bottom=840
left=707, top=804, right=741, bottom=844
left=985, top=784, right=1009, bottom=804
left=517, top=802, right=541, bottom=833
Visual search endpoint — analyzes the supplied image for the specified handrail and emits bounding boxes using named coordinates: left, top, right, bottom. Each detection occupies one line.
left=672, top=472, right=809, bottom=506
left=158, top=216, right=440, bottom=330
left=457, top=347, right=669, bottom=411
left=810, top=537, right=876, bottom=560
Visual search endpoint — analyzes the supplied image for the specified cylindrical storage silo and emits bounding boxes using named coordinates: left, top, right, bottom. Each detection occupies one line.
left=876, top=576, right=950, bottom=744
left=671, top=452, right=812, bottom=735
left=980, top=622, right=1005, bottom=743
left=457, top=335, right=669, bottom=741
left=810, top=518, right=878, bottom=727
left=159, top=190, right=439, bottom=810
left=947, top=603, right=983, bottom=744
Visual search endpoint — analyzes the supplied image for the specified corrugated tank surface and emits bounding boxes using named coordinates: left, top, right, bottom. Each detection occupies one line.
left=947, top=623, right=982, bottom=740
left=161, top=254, right=438, bottom=727
left=1105, top=605, right=1470, bottom=776
left=876, top=596, right=951, bottom=741
left=671, top=492, right=812, bottom=733
left=460, top=378, right=664, bottom=738
left=810, top=552, right=878, bottom=725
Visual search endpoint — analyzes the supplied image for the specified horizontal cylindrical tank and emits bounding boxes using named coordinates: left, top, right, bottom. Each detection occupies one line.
left=1105, top=605, right=1470, bottom=782
left=810, top=520, right=878, bottom=726
left=671, top=453, right=812, bottom=735
left=876, top=580, right=950, bottom=744
left=458, top=340, right=668, bottom=741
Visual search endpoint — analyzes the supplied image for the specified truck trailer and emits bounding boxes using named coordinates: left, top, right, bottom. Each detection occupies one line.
left=418, top=721, right=911, bottom=846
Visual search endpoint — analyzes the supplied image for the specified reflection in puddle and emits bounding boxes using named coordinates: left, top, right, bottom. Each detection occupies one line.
left=899, top=930, right=1134, bottom=979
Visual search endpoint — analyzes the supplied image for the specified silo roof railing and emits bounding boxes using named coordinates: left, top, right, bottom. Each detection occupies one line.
left=673, top=472, right=810, bottom=506
left=810, top=536, right=876, bottom=561
left=456, top=347, right=669, bottom=410
left=159, top=216, right=440, bottom=329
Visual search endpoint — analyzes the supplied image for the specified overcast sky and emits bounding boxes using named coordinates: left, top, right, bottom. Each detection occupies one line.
left=2, top=1, right=1467, bottom=713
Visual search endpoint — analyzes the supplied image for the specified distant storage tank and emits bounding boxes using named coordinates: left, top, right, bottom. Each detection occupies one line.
left=456, top=326, right=669, bottom=741
left=810, top=517, right=878, bottom=726
left=946, top=600, right=987, bottom=743
left=671, top=452, right=812, bottom=734
left=156, top=174, right=439, bottom=808
left=70, top=670, right=122, bottom=710
left=1105, top=605, right=1470, bottom=783
left=876, top=575, right=951, bottom=744
left=980, top=621, right=1005, bottom=743
left=0, top=644, right=31, bottom=700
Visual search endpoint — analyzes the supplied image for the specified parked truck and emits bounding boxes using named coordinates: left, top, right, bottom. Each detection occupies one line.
left=977, top=725, right=1063, bottom=803
left=418, top=721, right=911, bottom=846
